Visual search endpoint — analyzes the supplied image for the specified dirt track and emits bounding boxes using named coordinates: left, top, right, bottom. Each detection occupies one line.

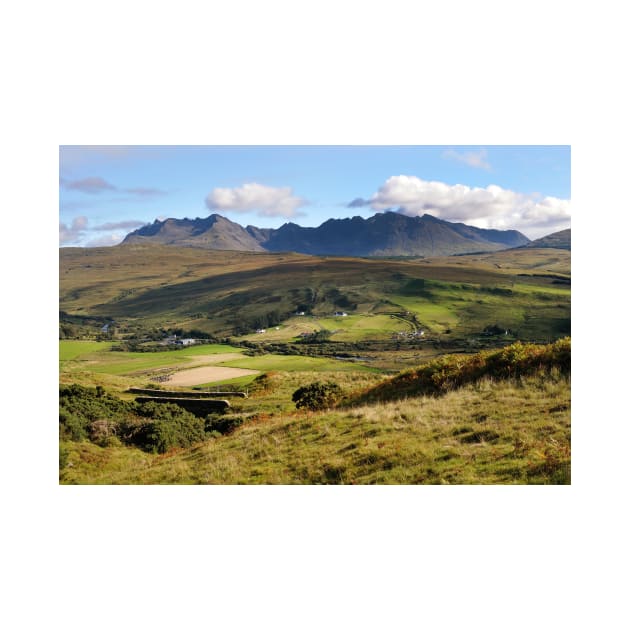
left=166, top=365, right=259, bottom=386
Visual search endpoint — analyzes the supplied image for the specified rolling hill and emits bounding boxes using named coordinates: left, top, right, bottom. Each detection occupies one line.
left=60, top=244, right=570, bottom=341
left=524, top=228, right=571, bottom=250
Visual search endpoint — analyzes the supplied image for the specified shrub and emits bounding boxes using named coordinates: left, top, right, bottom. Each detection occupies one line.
left=250, top=372, right=278, bottom=395
left=205, top=414, right=246, bottom=435
left=299, top=329, right=332, bottom=344
left=59, top=385, right=210, bottom=453
left=59, top=384, right=136, bottom=442
left=90, top=419, right=118, bottom=446
left=59, top=442, right=70, bottom=470
left=59, top=408, right=90, bottom=441
left=129, top=402, right=207, bottom=453
left=292, top=381, right=342, bottom=411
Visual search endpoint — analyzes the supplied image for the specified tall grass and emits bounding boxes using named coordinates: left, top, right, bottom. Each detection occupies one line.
left=59, top=340, right=570, bottom=485
left=60, top=372, right=570, bottom=485
left=352, top=338, right=570, bottom=403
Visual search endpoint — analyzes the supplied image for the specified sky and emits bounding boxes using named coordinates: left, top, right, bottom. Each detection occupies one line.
left=59, top=145, right=570, bottom=247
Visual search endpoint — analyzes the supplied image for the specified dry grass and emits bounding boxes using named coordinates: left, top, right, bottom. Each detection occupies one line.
left=61, top=372, right=570, bottom=485
left=60, top=244, right=569, bottom=340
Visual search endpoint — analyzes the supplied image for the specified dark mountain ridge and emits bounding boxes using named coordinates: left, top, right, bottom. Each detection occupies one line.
left=123, top=211, right=530, bottom=256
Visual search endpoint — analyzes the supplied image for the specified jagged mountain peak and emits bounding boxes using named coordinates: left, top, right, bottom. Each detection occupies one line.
left=122, top=211, right=530, bottom=256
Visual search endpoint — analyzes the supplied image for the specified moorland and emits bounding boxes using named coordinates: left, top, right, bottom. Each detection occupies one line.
left=59, top=240, right=570, bottom=484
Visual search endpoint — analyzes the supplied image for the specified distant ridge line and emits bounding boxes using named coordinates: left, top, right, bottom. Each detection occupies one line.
left=122, top=211, right=532, bottom=257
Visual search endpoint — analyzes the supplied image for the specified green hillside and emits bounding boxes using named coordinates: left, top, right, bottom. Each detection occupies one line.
left=59, top=245, right=570, bottom=484
left=60, top=244, right=570, bottom=342
left=59, top=340, right=570, bottom=485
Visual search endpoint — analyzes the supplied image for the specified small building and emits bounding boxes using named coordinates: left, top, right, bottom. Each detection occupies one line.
left=176, top=338, right=196, bottom=346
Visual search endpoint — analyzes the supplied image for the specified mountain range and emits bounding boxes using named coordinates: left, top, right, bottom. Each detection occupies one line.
left=122, top=212, right=533, bottom=257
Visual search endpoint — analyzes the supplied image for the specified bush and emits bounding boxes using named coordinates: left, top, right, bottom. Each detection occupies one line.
left=59, top=384, right=136, bottom=442
left=250, top=372, right=277, bottom=395
left=59, top=408, right=90, bottom=441
left=59, top=442, right=70, bottom=470
left=292, top=381, right=342, bottom=411
left=299, top=329, right=332, bottom=344
left=59, top=385, right=210, bottom=454
left=205, top=414, right=246, bottom=435
left=128, top=402, right=207, bottom=453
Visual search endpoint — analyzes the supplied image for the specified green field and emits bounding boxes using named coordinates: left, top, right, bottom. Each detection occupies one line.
left=59, top=340, right=374, bottom=389
left=59, top=341, right=249, bottom=391
left=59, top=340, right=115, bottom=361
left=220, top=353, right=377, bottom=373
left=61, top=341, right=243, bottom=372
left=315, top=314, right=412, bottom=340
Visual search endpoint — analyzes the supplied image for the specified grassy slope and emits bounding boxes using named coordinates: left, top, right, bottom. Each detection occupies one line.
left=60, top=244, right=570, bottom=341
left=58, top=247, right=570, bottom=485
left=60, top=372, right=570, bottom=485
left=59, top=340, right=115, bottom=361
left=59, top=341, right=570, bottom=485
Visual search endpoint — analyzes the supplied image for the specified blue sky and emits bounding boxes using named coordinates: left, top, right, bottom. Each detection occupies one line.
left=59, top=145, right=570, bottom=246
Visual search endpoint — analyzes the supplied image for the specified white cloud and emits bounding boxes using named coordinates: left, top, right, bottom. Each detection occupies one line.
left=205, top=183, right=307, bottom=217
left=443, top=148, right=491, bottom=170
left=364, top=175, right=571, bottom=238
left=59, top=216, right=88, bottom=244
left=84, top=233, right=125, bottom=247
left=92, top=220, right=147, bottom=231
left=59, top=216, right=141, bottom=246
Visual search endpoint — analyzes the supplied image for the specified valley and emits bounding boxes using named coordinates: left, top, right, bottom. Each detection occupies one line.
left=59, top=239, right=570, bottom=484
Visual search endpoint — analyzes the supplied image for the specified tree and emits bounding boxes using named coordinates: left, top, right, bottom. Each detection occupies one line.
left=292, top=381, right=342, bottom=411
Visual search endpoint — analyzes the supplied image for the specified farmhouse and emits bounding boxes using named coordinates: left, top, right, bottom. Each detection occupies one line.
left=176, top=338, right=196, bottom=346
left=394, top=329, right=426, bottom=340
left=162, top=335, right=198, bottom=346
